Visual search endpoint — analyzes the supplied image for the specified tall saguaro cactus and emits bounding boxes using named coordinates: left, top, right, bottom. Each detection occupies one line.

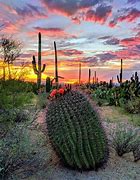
left=95, top=71, right=97, bottom=83
left=88, top=69, right=91, bottom=84
left=54, top=41, right=58, bottom=84
left=53, top=41, right=64, bottom=86
left=32, top=32, right=46, bottom=89
left=117, top=59, right=123, bottom=84
left=93, top=71, right=97, bottom=84
left=79, top=63, right=81, bottom=84
left=93, top=77, right=95, bottom=84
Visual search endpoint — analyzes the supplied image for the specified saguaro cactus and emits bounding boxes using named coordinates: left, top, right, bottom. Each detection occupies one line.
left=93, top=71, right=97, bottom=84
left=117, top=59, right=123, bottom=84
left=93, top=77, right=95, bottom=84
left=46, top=77, right=51, bottom=92
left=54, top=41, right=58, bottom=84
left=32, top=32, right=46, bottom=89
left=95, top=71, right=97, bottom=83
left=79, top=63, right=81, bottom=84
left=88, top=69, right=91, bottom=84
left=53, top=41, right=64, bottom=86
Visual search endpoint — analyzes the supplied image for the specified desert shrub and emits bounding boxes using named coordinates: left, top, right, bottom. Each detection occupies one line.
left=0, top=124, right=49, bottom=179
left=124, top=98, right=140, bottom=114
left=46, top=91, right=109, bottom=170
left=0, top=125, right=32, bottom=179
left=0, top=91, right=35, bottom=110
left=133, top=142, right=140, bottom=162
left=36, top=93, right=48, bottom=109
left=111, top=124, right=140, bottom=158
left=0, top=80, right=37, bottom=93
left=0, top=108, right=30, bottom=139
left=0, top=109, right=29, bottom=123
left=0, top=80, right=37, bottom=110
left=79, top=84, right=87, bottom=90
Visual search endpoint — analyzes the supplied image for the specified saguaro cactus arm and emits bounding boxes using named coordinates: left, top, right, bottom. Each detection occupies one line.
left=32, top=56, right=38, bottom=74
left=117, top=75, right=120, bottom=83
left=117, top=59, right=123, bottom=84
left=41, top=64, right=46, bottom=72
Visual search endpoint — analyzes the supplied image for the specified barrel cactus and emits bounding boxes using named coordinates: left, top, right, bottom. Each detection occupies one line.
left=46, top=91, right=109, bottom=170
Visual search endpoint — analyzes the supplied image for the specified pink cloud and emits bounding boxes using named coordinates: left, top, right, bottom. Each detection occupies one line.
left=109, top=8, right=140, bottom=27
left=29, top=27, right=77, bottom=39
left=120, top=36, right=140, bottom=46
left=85, top=5, right=112, bottom=24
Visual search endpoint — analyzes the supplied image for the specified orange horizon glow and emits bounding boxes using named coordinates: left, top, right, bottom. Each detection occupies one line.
left=0, top=58, right=138, bottom=84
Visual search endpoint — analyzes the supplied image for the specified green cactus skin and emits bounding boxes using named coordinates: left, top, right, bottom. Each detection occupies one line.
left=46, top=77, right=51, bottom=92
left=32, top=32, right=46, bottom=89
left=117, top=59, right=123, bottom=84
left=46, top=91, right=109, bottom=170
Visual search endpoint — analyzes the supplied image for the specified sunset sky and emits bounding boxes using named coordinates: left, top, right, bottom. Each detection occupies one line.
left=0, top=0, right=140, bottom=83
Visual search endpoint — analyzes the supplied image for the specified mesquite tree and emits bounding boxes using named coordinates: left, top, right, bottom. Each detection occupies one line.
left=0, top=35, right=22, bottom=80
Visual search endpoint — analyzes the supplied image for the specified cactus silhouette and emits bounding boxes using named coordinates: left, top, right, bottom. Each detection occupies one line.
left=79, top=63, right=81, bottom=84
left=54, top=41, right=64, bottom=86
left=54, top=41, right=58, bottom=84
left=32, top=32, right=46, bottom=89
left=88, top=69, right=91, bottom=84
left=95, top=71, right=97, bottom=83
left=117, top=59, right=123, bottom=84
left=46, top=77, right=51, bottom=92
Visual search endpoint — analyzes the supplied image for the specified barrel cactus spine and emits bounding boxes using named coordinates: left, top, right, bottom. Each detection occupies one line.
left=46, top=91, right=109, bottom=170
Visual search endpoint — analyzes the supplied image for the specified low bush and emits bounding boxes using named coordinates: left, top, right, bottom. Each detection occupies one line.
left=0, top=125, right=33, bottom=178
left=36, top=93, right=48, bottom=109
left=111, top=123, right=140, bottom=161
left=0, top=123, right=49, bottom=179
left=124, top=98, right=140, bottom=114
left=0, top=109, right=29, bottom=123
left=0, top=91, right=35, bottom=110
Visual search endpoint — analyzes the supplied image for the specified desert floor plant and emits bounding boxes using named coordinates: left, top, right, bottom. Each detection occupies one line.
left=0, top=122, right=51, bottom=179
left=46, top=90, right=109, bottom=170
left=111, top=123, right=140, bottom=161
